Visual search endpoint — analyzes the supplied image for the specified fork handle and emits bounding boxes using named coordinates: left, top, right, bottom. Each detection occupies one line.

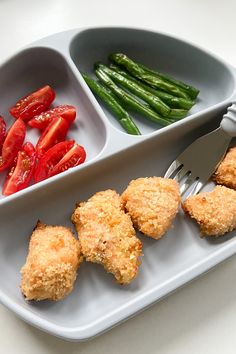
left=220, top=102, right=236, bottom=137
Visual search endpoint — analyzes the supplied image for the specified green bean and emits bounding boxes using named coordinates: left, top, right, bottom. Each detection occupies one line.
left=109, top=53, right=190, bottom=99
left=83, top=74, right=141, bottom=135
left=168, top=109, right=188, bottom=119
left=95, top=68, right=171, bottom=126
left=139, top=63, right=199, bottom=99
left=95, top=62, right=170, bottom=116
left=110, top=64, right=195, bottom=110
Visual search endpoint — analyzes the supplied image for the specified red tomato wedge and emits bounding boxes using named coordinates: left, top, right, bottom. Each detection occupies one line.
left=0, top=115, right=6, bottom=149
left=36, top=116, right=69, bottom=158
left=9, top=85, right=55, bottom=122
left=3, top=142, right=36, bottom=196
left=34, top=140, right=75, bottom=182
left=0, top=119, right=26, bottom=172
left=28, top=105, right=76, bottom=130
left=51, top=144, right=86, bottom=176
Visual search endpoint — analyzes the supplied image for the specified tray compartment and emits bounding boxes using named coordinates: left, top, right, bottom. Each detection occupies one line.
left=0, top=111, right=235, bottom=340
left=0, top=46, right=107, bottom=199
left=70, top=27, right=236, bottom=135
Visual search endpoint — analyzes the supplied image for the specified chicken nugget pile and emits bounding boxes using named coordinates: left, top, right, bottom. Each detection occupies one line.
left=20, top=149, right=236, bottom=302
left=21, top=177, right=181, bottom=301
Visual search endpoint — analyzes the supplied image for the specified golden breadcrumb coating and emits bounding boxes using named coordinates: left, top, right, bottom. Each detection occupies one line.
left=121, top=177, right=180, bottom=239
left=71, top=189, right=142, bottom=285
left=182, top=185, right=236, bottom=237
left=213, top=145, right=236, bottom=190
left=21, top=222, right=83, bottom=301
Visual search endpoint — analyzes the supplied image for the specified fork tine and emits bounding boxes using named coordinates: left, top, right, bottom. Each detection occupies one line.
left=180, top=175, right=196, bottom=195
left=184, top=180, right=204, bottom=198
left=173, top=167, right=189, bottom=183
left=164, top=160, right=182, bottom=178
left=192, top=181, right=204, bottom=195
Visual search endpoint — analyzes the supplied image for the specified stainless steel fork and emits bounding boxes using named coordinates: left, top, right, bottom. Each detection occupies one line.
left=164, top=102, right=236, bottom=197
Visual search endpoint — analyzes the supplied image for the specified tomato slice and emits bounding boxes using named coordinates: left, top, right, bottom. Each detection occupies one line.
left=36, top=116, right=69, bottom=158
left=9, top=85, right=55, bottom=122
left=51, top=144, right=86, bottom=176
left=2, top=142, right=36, bottom=196
left=28, top=105, right=76, bottom=130
left=0, top=115, right=6, bottom=150
left=34, top=140, right=75, bottom=182
left=0, top=119, right=26, bottom=172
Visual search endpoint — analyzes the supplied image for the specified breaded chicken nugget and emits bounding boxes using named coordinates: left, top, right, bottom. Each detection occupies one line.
left=71, top=189, right=142, bottom=285
left=121, top=177, right=180, bottom=239
left=183, top=185, right=236, bottom=237
left=21, top=222, right=83, bottom=301
left=213, top=145, right=236, bottom=190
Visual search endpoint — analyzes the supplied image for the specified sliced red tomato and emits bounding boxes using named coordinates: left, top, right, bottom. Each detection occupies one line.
left=0, top=116, right=6, bottom=152
left=9, top=85, right=55, bottom=122
left=0, top=119, right=26, bottom=172
left=28, top=105, right=76, bottom=130
left=36, top=116, right=69, bottom=158
left=2, top=142, right=36, bottom=196
left=34, top=140, right=75, bottom=182
left=51, top=144, right=86, bottom=176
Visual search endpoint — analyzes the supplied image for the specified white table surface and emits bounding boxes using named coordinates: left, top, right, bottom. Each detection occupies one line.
left=0, top=0, right=236, bottom=353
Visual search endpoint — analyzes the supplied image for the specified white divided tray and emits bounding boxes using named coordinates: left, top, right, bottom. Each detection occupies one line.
left=0, top=27, right=235, bottom=341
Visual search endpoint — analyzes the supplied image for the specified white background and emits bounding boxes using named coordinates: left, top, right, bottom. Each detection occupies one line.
left=0, top=0, right=236, bottom=353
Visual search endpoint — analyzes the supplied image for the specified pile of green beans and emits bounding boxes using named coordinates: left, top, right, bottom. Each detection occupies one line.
left=82, top=53, right=199, bottom=135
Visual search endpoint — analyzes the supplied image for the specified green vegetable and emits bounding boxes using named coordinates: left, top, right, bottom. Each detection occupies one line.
left=95, top=62, right=171, bottom=117
left=95, top=68, right=172, bottom=126
left=168, top=109, right=188, bottom=119
left=83, top=74, right=141, bottom=135
left=110, top=64, right=195, bottom=110
left=139, top=63, right=199, bottom=100
left=109, top=53, right=190, bottom=99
